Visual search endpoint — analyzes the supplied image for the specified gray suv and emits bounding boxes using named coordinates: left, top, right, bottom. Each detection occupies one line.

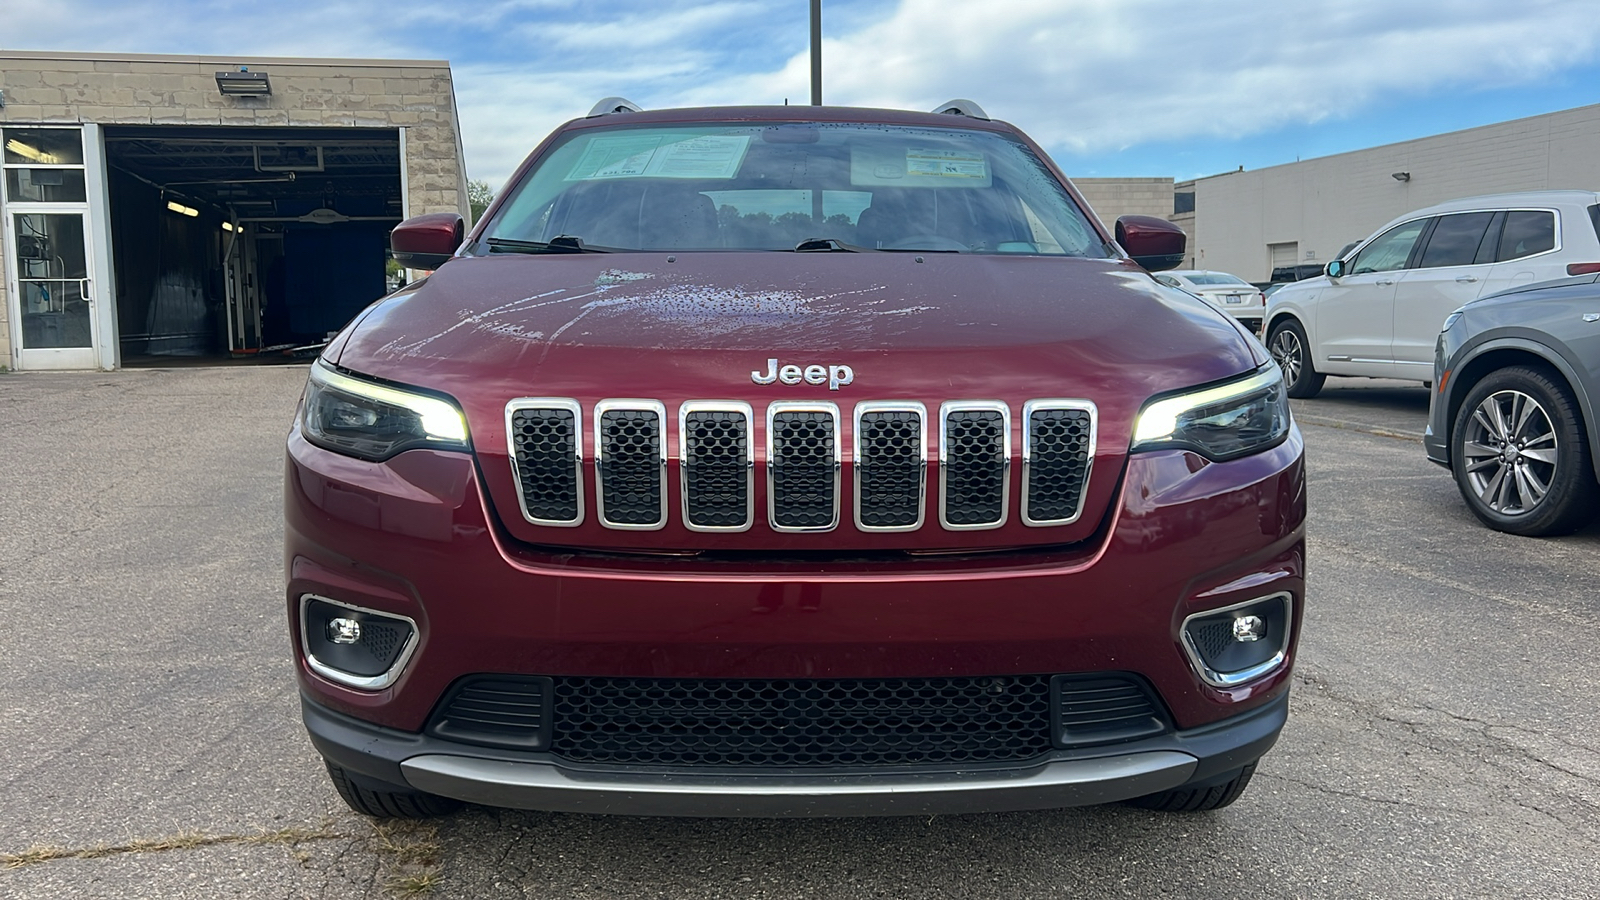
left=1426, top=274, right=1600, bottom=535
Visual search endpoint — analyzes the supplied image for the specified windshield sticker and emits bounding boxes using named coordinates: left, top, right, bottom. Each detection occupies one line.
left=567, top=135, right=664, bottom=180
left=567, top=134, right=750, bottom=181
left=905, top=148, right=988, bottom=180
left=850, top=145, right=992, bottom=187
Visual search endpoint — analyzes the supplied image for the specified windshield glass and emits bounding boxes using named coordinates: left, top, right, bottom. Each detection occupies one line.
left=478, top=121, right=1110, bottom=256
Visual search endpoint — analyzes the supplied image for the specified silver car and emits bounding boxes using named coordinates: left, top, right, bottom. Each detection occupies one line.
left=1425, top=273, right=1600, bottom=536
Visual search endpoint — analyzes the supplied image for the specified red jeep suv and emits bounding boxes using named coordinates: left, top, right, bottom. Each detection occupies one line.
left=286, top=100, right=1304, bottom=818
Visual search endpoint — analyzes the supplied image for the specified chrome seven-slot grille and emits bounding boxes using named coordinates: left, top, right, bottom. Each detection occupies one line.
left=505, top=398, right=1097, bottom=532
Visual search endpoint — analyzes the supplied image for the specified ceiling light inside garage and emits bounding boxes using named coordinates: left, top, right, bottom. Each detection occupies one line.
left=166, top=200, right=199, bottom=217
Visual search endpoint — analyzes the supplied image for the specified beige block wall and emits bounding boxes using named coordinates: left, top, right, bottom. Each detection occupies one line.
left=1193, top=103, right=1600, bottom=281
left=1073, top=177, right=1175, bottom=232
left=0, top=50, right=470, bottom=368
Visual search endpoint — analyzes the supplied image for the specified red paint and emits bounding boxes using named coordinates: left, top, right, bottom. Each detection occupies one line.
left=288, top=106, right=1305, bottom=758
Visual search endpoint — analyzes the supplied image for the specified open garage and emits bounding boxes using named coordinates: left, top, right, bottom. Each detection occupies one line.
left=0, top=50, right=468, bottom=371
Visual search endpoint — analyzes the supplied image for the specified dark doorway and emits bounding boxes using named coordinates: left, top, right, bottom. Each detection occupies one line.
left=103, top=126, right=404, bottom=365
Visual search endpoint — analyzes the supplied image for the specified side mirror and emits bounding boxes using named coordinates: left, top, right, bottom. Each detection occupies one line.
left=1115, top=215, right=1186, bottom=271
left=1325, top=259, right=1346, bottom=279
left=391, top=213, right=465, bottom=270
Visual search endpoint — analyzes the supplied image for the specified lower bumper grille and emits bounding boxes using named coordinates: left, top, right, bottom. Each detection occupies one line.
left=427, top=673, right=1169, bottom=766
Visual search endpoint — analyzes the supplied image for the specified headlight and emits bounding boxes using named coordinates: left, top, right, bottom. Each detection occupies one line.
left=1441, top=308, right=1465, bottom=333
left=300, top=361, right=469, bottom=461
left=1132, top=365, right=1290, bottom=461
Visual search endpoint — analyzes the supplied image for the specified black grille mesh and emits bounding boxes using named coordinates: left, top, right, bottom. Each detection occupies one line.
left=857, top=410, right=923, bottom=528
left=428, top=673, right=1171, bottom=763
left=598, top=408, right=662, bottom=526
left=551, top=675, right=1054, bottom=767
left=683, top=410, right=750, bottom=528
left=943, top=409, right=1007, bottom=526
left=770, top=411, right=837, bottom=529
left=509, top=407, right=579, bottom=522
left=361, top=620, right=403, bottom=663
left=1190, top=619, right=1239, bottom=662
left=1026, top=408, right=1092, bottom=523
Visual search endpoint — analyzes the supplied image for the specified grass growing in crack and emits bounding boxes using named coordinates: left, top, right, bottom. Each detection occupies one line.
left=387, top=871, right=442, bottom=896
left=0, top=823, right=346, bottom=870
left=372, top=820, right=444, bottom=897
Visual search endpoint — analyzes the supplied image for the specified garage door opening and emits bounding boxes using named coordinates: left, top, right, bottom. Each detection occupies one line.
left=104, top=126, right=404, bottom=366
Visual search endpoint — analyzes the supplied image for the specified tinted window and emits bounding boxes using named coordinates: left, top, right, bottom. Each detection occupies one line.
left=1418, top=212, right=1494, bottom=268
left=1497, top=211, right=1556, bottom=261
left=1351, top=220, right=1426, bottom=274
left=1186, top=273, right=1250, bottom=286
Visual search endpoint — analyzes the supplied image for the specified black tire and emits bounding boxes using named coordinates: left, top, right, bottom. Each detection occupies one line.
left=1267, top=319, right=1325, bottom=398
left=1127, top=762, right=1257, bottom=812
left=1450, top=366, right=1599, bottom=537
left=325, top=761, right=460, bottom=819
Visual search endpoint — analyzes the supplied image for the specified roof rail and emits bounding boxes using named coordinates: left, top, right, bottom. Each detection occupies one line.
left=931, top=99, right=989, bottom=120
left=588, top=97, right=643, bottom=117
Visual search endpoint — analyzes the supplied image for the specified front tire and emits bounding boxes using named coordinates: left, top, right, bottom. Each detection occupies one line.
left=1267, top=319, right=1324, bottom=398
left=1451, top=366, right=1599, bottom=536
left=1127, top=762, right=1257, bottom=812
left=325, top=761, right=460, bottom=819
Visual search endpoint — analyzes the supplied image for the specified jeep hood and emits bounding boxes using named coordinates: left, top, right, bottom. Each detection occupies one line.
left=332, top=252, right=1263, bottom=552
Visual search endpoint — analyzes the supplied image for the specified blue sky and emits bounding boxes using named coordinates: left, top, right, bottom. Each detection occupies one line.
left=7, top=0, right=1600, bottom=190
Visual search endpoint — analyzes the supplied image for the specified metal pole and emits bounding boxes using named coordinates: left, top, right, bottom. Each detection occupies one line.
left=810, top=0, right=822, bottom=106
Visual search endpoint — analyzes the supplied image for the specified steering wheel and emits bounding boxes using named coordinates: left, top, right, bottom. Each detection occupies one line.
left=882, top=234, right=969, bottom=252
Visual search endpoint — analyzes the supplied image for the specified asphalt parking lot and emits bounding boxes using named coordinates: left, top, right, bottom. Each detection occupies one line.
left=2, top=369, right=1598, bottom=899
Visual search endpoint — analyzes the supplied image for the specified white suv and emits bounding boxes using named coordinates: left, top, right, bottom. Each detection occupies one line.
left=1264, top=191, right=1600, bottom=397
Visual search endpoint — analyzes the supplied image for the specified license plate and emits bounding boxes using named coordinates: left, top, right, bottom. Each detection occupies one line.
left=1224, top=294, right=1243, bottom=304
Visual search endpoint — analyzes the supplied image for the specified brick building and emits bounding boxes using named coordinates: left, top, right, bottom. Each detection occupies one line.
left=1, top=50, right=468, bottom=370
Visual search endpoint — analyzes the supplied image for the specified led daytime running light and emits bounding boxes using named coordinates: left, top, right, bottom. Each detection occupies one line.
left=1134, top=367, right=1281, bottom=444
left=310, top=363, right=467, bottom=443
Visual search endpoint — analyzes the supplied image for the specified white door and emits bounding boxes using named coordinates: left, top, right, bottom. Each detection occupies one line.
left=1312, top=217, right=1427, bottom=376
left=1390, top=211, right=1497, bottom=374
left=4, top=206, right=99, bottom=370
left=2, top=126, right=107, bottom=371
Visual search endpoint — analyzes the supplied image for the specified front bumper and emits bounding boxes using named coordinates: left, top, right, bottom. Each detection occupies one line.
left=304, top=690, right=1286, bottom=817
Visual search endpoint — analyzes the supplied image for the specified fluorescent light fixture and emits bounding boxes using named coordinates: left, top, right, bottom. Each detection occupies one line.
left=166, top=201, right=199, bottom=217
left=216, top=70, right=271, bottom=96
left=222, top=221, right=237, bottom=232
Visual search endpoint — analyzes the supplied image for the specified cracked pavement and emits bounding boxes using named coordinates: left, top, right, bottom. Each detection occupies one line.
left=2, top=371, right=1597, bottom=899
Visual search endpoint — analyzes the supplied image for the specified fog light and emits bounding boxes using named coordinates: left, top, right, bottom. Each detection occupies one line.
left=326, top=617, right=362, bottom=644
left=1232, top=615, right=1265, bottom=643
left=1180, top=592, right=1293, bottom=688
left=300, top=595, right=418, bottom=690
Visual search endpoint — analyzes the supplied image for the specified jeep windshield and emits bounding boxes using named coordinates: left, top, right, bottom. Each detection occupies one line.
left=474, top=121, right=1112, bottom=256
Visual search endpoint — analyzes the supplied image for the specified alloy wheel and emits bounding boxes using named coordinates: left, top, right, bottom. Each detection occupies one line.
left=1268, top=329, right=1303, bottom=385
left=1459, top=389, right=1559, bottom=516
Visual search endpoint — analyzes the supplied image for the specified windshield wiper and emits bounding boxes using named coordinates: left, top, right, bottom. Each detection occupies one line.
left=486, top=235, right=611, bottom=254
left=794, top=237, right=867, bottom=252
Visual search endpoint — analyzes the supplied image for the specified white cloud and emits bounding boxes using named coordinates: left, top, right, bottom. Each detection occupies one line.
left=750, top=0, right=1600, bottom=154
left=7, top=0, right=1600, bottom=187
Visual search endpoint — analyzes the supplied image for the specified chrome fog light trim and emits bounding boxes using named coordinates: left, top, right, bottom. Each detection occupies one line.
left=299, top=594, right=419, bottom=691
left=1180, top=592, right=1293, bottom=688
